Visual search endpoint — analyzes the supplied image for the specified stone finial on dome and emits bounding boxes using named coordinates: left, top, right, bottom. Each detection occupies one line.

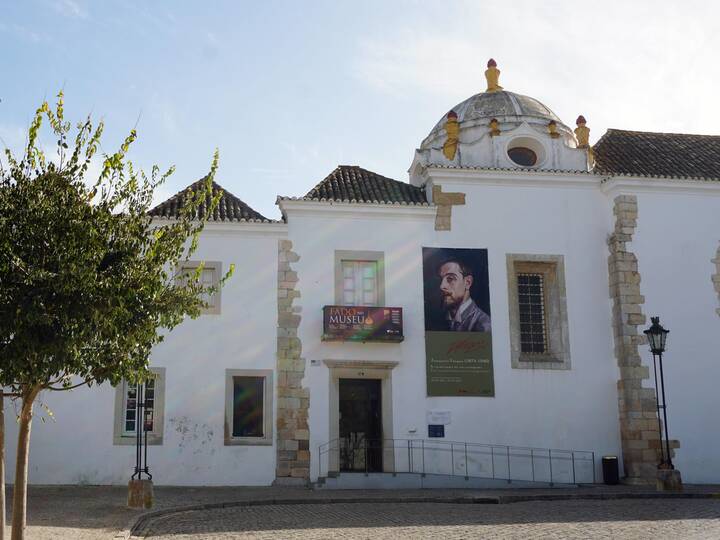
left=485, top=58, right=503, bottom=93
left=574, top=115, right=590, bottom=148
left=442, top=110, right=460, bottom=160
left=489, top=118, right=501, bottom=137
left=548, top=120, right=560, bottom=139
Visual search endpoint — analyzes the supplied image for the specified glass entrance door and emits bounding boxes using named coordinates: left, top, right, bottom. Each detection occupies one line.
left=339, top=378, right=382, bottom=472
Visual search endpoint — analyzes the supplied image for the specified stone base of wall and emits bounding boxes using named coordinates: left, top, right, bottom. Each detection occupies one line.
left=275, top=239, right=310, bottom=483
left=656, top=469, right=683, bottom=491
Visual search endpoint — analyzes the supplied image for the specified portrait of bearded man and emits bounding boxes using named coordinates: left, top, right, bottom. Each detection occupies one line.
left=436, top=258, right=491, bottom=332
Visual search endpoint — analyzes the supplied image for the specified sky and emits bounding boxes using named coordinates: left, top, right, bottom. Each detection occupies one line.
left=1, top=0, right=719, bottom=220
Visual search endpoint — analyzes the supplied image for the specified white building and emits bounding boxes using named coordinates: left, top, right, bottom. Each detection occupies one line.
left=6, top=60, right=720, bottom=487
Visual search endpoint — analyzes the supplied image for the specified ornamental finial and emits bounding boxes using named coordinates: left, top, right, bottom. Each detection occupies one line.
left=548, top=120, right=560, bottom=139
left=442, top=110, right=460, bottom=160
left=574, top=115, right=590, bottom=148
left=485, top=58, right=503, bottom=93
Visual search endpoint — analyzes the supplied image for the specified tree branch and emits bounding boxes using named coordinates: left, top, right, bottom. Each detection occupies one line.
left=44, top=379, right=94, bottom=392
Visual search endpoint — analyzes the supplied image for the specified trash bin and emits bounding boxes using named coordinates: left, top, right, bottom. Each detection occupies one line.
left=602, top=455, right=619, bottom=485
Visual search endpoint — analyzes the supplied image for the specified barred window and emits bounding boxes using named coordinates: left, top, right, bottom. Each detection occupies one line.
left=517, top=273, right=548, bottom=354
left=507, top=255, right=570, bottom=370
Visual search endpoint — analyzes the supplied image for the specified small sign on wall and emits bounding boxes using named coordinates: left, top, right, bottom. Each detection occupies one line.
left=426, top=410, right=452, bottom=425
left=428, top=424, right=445, bottom=438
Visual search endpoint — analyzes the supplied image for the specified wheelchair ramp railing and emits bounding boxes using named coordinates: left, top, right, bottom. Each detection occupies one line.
left=318, top=438, right=596, bottom=485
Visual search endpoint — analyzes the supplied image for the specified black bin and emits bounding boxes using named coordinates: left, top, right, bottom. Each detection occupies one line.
left=602, top=455, right=619, bottom=485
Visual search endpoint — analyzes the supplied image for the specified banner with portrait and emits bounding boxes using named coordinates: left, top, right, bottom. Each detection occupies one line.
left=422, top=247, right=494, bottom=397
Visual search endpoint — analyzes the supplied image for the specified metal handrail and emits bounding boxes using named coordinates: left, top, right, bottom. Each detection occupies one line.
left=318, top=437, right=596, bottom=486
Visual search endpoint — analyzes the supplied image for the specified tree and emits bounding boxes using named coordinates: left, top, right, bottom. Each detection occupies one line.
left=0, top=93, right=231, bottom=540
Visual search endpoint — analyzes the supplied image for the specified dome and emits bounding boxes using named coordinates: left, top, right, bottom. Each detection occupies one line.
left=410, top=60, right=590, bottom=175
left=427, top=90, right=566, bottom=139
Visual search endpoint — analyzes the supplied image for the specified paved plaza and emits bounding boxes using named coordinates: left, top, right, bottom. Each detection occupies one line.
left=3, top=485, right=720, bottom=539
left=135, top=499, right=720, bottom=540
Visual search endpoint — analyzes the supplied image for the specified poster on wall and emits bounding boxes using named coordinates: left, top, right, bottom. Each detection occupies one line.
left=422, top=247, right=494, bottom=397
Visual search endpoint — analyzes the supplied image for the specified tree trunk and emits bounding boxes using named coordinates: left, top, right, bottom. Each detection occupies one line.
left=10, top=388, right=39, bottom=540
left=1, top=392, right=5, bottom=540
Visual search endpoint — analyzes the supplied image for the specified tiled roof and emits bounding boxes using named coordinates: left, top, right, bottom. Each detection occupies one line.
left=279, top=165, right=428, bottom=205
left=149, top=178, right=273, bottom=222
left=426, top=164, right=591, bottom=175
left=593, top=129, right=720, bottom=181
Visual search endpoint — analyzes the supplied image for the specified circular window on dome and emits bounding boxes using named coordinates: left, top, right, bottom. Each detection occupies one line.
left=506, top=136, right=546, bottom=168
left=507, top=147, right=537, bottom=167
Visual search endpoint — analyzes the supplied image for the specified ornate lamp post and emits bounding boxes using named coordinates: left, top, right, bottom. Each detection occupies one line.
left=128, top=381, right=154, bottom=509
left=643, top=317, right=672, bottom=470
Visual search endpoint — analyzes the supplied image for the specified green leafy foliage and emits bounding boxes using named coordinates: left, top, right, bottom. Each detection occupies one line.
left=0, top=92, right=233, bottom=392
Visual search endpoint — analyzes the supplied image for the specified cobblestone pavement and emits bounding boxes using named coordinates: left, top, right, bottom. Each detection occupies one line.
left=4, top=484, right=720, bottom=539
left=137, top=499, right=720, bottom=539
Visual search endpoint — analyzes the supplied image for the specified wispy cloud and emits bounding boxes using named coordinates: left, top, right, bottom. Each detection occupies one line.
left=53, top=0, right=88, bottom=19
left=0, top=22, right=43, bottom=43
left=353, top=31, right=481, bottom=101
left=350, top=0, right=720, bottom=137
left=248, top=167, right=292, bottom=180
left=203, top=32, right=221, bottom=60
left=0, top=123, right=28, bottom=157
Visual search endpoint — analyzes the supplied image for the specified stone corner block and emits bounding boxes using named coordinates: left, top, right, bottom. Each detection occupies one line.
left=272, top=476, right=309, bottom=487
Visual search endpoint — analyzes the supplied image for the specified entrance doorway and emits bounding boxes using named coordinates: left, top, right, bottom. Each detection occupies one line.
left=339, top=378, right=382, bottom=472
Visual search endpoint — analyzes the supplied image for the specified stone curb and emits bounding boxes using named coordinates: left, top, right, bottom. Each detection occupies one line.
left=120, top=491, right=720, bottom=539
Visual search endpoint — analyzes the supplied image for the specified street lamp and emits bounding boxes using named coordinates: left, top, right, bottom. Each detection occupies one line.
left=643, top=316, right=673, bottom=470
left=132, top=382, right=153, bottom=482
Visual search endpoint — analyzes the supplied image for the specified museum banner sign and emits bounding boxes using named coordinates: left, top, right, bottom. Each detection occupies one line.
left=322, top=305, right=403, bottom=342
left=422, top=247, right=494, bottom=396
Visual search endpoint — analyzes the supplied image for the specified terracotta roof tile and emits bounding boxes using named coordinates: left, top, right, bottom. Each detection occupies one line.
left=149, top=178, right=271, bottom=222
left=593, top=129, right=720, bottom=181
left=297, top=165, right=428, bottom=205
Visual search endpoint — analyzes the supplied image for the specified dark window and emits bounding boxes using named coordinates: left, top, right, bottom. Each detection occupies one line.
left=232, top=376, right=264, bottom=438
left=517, top=273, right=548, bottom=353
left=508, top=147, right=537, bottom=167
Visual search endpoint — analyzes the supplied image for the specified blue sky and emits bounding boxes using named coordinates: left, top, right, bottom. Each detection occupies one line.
left=2, top=0, right=718, bottom=219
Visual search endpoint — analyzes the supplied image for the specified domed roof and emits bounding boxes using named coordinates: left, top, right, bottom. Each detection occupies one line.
left=428, top=90, right=564, bottom=136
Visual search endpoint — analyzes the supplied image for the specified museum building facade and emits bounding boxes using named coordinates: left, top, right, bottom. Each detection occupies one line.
left=6, top=61, right=720, bottom=487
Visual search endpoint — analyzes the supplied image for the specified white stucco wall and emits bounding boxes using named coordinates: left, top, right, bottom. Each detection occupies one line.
left=288, top=173, right=622, bottom=484
left=4, top=223, right=284, bottom=486
left=5, top=175, right=719, bottom=487
left=625, top=185, right=720, bottom=483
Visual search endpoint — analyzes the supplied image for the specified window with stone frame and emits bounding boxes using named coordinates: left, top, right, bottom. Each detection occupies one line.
left=176, top=260, right=222, bottom=315
left=334, top=251, right=385, bottom=306
left=506, top=255, right=571, bottom=370
left=113, top=367, right=165, bottom=445
left=224, top=369, right=273, bottom=446
left=341, top=260, right=378, bottom=306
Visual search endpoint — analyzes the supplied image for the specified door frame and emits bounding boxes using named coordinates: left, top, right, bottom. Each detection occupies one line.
left=324, top=359, right=397, bottom=474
